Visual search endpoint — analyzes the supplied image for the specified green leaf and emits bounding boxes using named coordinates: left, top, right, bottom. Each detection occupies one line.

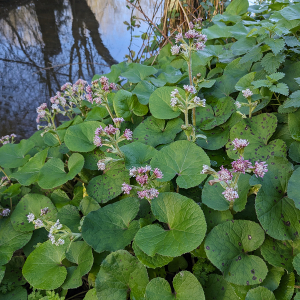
left=57, top=205, right=81, bottom=233
left=245, top=286, right=276, bottom=300
left=12, top=148, right=48, bottom=186
left=273, top=272, right=295, bottom=300
left=240, top=46, right=263, bottom=65
left=261, top=53, right=285, bottom=74
left=0, top=139, right=35, bottom=168
left=196, top=126, right=230, bottom=150
left=289, top=141, right=300, bottom=163
left=22, top=240, right=67, bottom=290
left=151, top=141, right=210, bottom=189
left=255, top=157, right=300, bottom=240
left=134, top=192, right=207, bottom=257
left=87, top=161, right=129, bottom=203
left=113, top=90, right=148, bottom=120
left=132, top=80, right=157, bottom=105
left=1, top=256, right=26, bottom=288
left=269, top=83, right=289, bottom=96
left=0, top=265, right=5, bottom=284
left=11, top=193, right=57, bottom=232
left=282, top=91, right=300, bottom=109
left=288, top=109, right=300, bottom=141
left=50, top=189, right=71, bottom=209
left=133, top=116, right=183, bottom=147
left=82, top=148, right=106, bottom=171
left=224, top=0, right=249, bottom=15
left=288, top=167, right=300, bottom=209
left=205, top=220, right=267, bottom=285
left=132, top=241, right=173, bottom=269
left=79, top=196, right=100, bottom=216
left=121, top=142, right=157, bottom=169
left=0, top=218, right=32, bottom=265
left=61, top=241, right=93, bottom=289
left=261, top=236, right=300, bottom=272
left=38, top=153, right=84, bottom=189
left=226, top=113, right=287, bottom=162
left=85, top=107, right=109, bottom=121
left=235, top=72, right=256, bottom=91
left=95, top=250, right=149, bottom=300
left=121, top=63, right=157, bottom=83
left=202, top=174, right=251, bottom=212
left=261, top=266, right=285, bottom=292
left=149, top=86, right=184, bottom=119
left=280, top=3, right=300, bottom=20
left=145, top=271, right=205, bottom=300
left=265, top=38, right=285, bottom=55
left=1, top=286, right=27, bottom=300
left=64, top=121, right=104, bottom=152
left=203, top=274, right=240, bottom=300
left=82, top=198, right=140, bottom=252
left=23, top=228, right=48, bottom=257
left=83, top=289, right=97, bottom=300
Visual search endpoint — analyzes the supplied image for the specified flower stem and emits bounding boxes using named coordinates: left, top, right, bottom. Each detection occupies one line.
left=0, top=167, right=10, bottom=180
left=187, top=47, right=196, bottom=127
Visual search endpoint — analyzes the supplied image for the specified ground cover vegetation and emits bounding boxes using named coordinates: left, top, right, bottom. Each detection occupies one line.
left=1, top=0, right=300, bottom=299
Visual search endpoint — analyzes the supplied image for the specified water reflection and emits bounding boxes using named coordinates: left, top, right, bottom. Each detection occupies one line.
left=0, top=0, right=162, bottom=139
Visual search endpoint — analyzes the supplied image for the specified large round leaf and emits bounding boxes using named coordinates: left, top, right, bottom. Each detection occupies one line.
left=145, top=271, right=205, bottom=300
left=61, top=241, right=93, bottom=289
left=196, top=126, right=230, bottom=150
left=64, top=121, right=104, bottom=152
left=255, top=157, right=300, bottom=240
left=287, top=167, right=300, bottom=209
left=202, top=173, right=251, bottom=212
left=245, top=286, right=276, bottom=300
left=38, top=153, right=84, bottom=189
left=95, top=250, right=149, bottom=300
left=22, top=240, right=67, bottom=290
left=11, top=193, right=57, bottom=232
left=82, top=148, right=106, bottom=170
left=120, top=63, right=157, bottom=83
left=132, top=80, right=157, bottom=105
left=149, top=86, right=184, bottom=119
left=226, top=113, right=286, bottom=162
left=261, top=236, right=300, bottom=272
left=133, top=116, right=183, bottom=147
left=204, top=220, right=267, bottom=285
left=151, top=140, right=210, bottom=189
left=1, top=286, right=27, bottom=300
left=0, top=219, right=32, bottom=265
left=82, top=198, right=140, bottom=252
left=113, top=90, right=148, bottom=120
left=57, top=205, right=81, bottom=233
left=87, top=161, right=129, bottom=203
left=203, top=274, right=240, bottom=300
left=134, top=192, right=207, bottom=257
left=132, top=241, right=173, bottom=269
left=12, top=148, right=48, bottom=186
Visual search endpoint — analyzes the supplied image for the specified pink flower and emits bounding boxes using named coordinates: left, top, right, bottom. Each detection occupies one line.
left=75, top=79, right=87, bottom=86
left=254, top=161, right=268, bottom=178
left=61, top=82, right=72, bottom=91
left=218, top=166, right=232, bottom=182
left=175, top=33, right=183, bottom=43
left=100, top=76, right=109, bottom=85
left=183, top=85, right=196, bottom=94
left=104, top=125, right=118, bottom=135
left=94, top=97, right=102, bottom=104
left=86, top=85, right=92, bottom=93
left=189, top=22, right=194, bottom=29
left=129, top=167, right=137, bottom=177
left=153, top=168, right=163, bottom=179
left=110, top=83, right=117, bottom=90
left=102, top=84, right=110, bottom=92
left=97, top=160, right=106, bottom=171
left=1, top=208, right=10, bottom=217
left=231, top=158, right=252, bottom=174
left=195, top=42, right=206, bottom=50
left=95, top=126, right=103, bottom=135
left=147, top=188, right=159, bottom=200
left=222, top=187, right=239, bottom=202
left=242, top=89, right=253, bottom=98
left=137, top=190, right=148, bottom=199
left=123, top=129, right=133, bottom=140
left=113, top=118, right=124, bottom=125
left=122, top=183, right=132, bottom=194
left=198, top=34, right=207, bottom=42
left=185, top=29, right=200, bottom=39
left=136, top=174, right=148, bottom=186
left=232, top=138, right=249, bottom=151
left=93, top=136, right=102, bottom=147
left=86, top=94, right=93, bottom=103
left=171, top=45, right=180, bottom=55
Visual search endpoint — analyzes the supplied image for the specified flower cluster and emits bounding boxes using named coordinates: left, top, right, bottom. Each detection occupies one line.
left=122, top=166, right=163, bottom=201
left=170, top=88, right=206, bottom=110
left=48, top=219, right=65, bottom=246
left=0, top=208, right=10, bottom=217
left=201, top=139, right=268, bottom=204
left=242, top=89, right=253, bottom=98
left=0, top=133, right=16, bottom=145
left=235, top=89, right=259, bottom=119
left=0, top=176, right=9, bottom=188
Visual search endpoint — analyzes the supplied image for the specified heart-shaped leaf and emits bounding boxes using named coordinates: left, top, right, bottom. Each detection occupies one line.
left=61, top=241, right=93, bottom=289
left=38, top=153, right=84, bottom=189
left=95, top=250, right=149, bottom=300
left=134, top=192, right=206, bottom=257
left=133, top=116, right=183, bottom=147
left=64, top=121, right=104, bottom=152
left=226, top=113, right=286, bottom=162
left=0, top=219, right=32, bottom=265
left=132, top=80, right=157, bottom=105
left=121, top=63, right=157, bottom=83
left=11, top=193, right=57, bottom=232
left=145, top=271, right=205, bottom=300
left=202, top=174, right=251, bottom=212
left=204, top=220, right=267, bottom=285
left=151, top=140, right=210, bottom=189
left=87, top=161, right=129, bottom=203
left=82, top=198, right=140, bottom=252
left=22, top=240, right=67, bottom=290
left=255, top=157, right=300, bottom=240
left=149, top=86, right=185, bottom=119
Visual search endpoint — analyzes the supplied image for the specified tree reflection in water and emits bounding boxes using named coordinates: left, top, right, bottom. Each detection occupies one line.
left=0, top=0, right=160, bottom=139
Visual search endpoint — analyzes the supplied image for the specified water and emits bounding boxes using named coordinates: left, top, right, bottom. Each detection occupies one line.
left=0, top=0, right=163, bottom=140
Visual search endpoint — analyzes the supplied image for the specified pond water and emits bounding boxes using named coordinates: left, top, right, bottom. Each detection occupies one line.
left=0, top=0, right=162, bottom=139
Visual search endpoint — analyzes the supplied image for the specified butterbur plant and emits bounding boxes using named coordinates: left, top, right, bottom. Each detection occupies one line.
left=2, top=1, right=300, bottom=299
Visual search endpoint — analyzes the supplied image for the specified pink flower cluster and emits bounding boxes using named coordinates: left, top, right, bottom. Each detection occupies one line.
left=0, top=133, right=16, bottom=145
left=92, top=76, right=117, bottom=93
left=36, top=103, right=47, bottom=123
left=232, top=138, right=249, bottom=151
left=121, top=166, right=163, bottom=201
left=222, top=188, right=239, bottom=202
left=183, top=85, right=197, bottom=94
left=0, top=208, right=10, bottom=217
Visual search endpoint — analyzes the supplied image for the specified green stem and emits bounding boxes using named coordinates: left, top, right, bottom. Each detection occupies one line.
left=114, top=142, right=125, bottom=158
left=184, top=110, right=191, bottom=141
left=187, top=47, right=196, bottom=127
left=0, top=167, right=10, bottom=180
left=104, top=101, right=115, bottom=121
